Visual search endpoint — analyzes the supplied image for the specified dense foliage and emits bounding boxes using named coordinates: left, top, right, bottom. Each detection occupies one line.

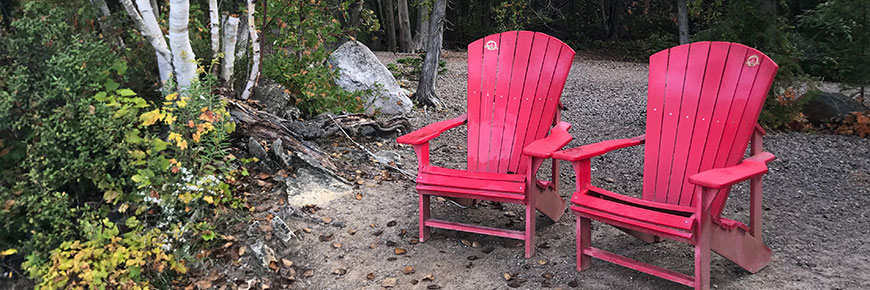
left=1, top=1, right=243, bottom=287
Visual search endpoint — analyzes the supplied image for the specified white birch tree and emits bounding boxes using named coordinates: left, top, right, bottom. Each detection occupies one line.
left=168, top=0, right=198, bottom=89
left=240, top=0, right=261, bottom=100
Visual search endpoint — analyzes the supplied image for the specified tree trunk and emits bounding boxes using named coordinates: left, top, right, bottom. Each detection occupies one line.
left=415, top=0, right=446, bottom=109
left=396, top=0, right=413, bottom=52
left=149, top=0, right=159, bottom=18
left=383, top=0, right=397, bottom=52
left=169, top=0, right=198, bottom=90
left=90, top=0, right=126, bottom=48
left=412, top=0, right=429, bottom=51
left=121, top=0, right=173, bottom=86
left=349, top=0, right=364, bottom=37
left=241, top=0, right=261, bottom=100
left=677, top=0, right=689, bottom=44
left=222, top=16, right=240, bottom=87
left=209, top=0, right=220, bottom=59
left=236, top=15, right=249, bottom=60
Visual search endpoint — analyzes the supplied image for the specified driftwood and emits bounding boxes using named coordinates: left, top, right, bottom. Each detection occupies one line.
left=226, top=98, right=348, bottom=183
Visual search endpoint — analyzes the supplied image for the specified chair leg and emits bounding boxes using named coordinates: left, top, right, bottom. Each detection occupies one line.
left=524, top=199, right=536, bottom=258
left=419, top=194, right=430, bottom=242
left=576, top=217, right=591, bottom=271
left=695, top=219, right=712, bottom=290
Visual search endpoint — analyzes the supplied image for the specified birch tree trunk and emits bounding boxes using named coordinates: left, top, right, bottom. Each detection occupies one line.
left=222, top=16, right=240, bottom=87
left=412, top=0, right=429, bottom=51
left=383, top=0, right=397, bottom=52
left=149, top=0, right=159, bottom=18
left=90, top=0, right=125, bottom=48
left=415, top=0, right=446, bottom=109
left=396, top=0, right=413, bottom=52
left=237, top=15, right=249, bottom=60
left=241, top=0, right=261, bottom=100
left=169, top=0, right=198, bottom=89
left=121, top=0, right=173, bottom=86
left=209, top=0, right=221, bottom=59
left=677, top=0, right=689, bottom=44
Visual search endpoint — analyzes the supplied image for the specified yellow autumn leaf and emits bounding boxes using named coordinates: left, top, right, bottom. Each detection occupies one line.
left=165, top=93, right=178, bottom=101
left=203, top=195, right=214, bottom=204
left=164, top=113, right=177, bottom=125
left=1, top=248, right=16, bottom=257
left=177, top=139, right=188, bottom=150
left=139, top=109, right=164, bottom=126
left=167, top=132, right=182, bottom=143
left=177, top=97, right=189, bottom=108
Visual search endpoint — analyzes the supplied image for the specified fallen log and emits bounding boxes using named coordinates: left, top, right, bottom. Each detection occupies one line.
left=225, top=98, right=349, bottom=184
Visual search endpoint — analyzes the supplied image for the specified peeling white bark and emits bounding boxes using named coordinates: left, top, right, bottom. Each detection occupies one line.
left=208, top=0, right=220, bottom=59
left=121, top=0, right=173, bottom=86
left=149, top=0, right=159, bottom=18
left=222, top=16, right=240, bottom=86
left=236, top=15, right=249, bottom=60
left=169, top=0, right=198, bottom=89
left=240, top=0, right=260, bottom=100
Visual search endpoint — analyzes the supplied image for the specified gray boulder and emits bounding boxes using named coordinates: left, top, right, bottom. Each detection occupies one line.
left=251, top=78, right=301, bottom=120
left=328, top=41, right=413, bottom=115
left=803, top=92, right=868, bottom=124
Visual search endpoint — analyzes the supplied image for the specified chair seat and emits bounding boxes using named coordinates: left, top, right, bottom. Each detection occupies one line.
left=570, top=187, right=696, bottom=242
left=416, top=166, right=526, bottom=204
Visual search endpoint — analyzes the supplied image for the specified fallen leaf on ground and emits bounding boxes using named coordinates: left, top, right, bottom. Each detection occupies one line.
left=537, top=259, right=548, bottom=265
left=503, top=273, right=512, bottom=280
left=302, top=228, right=312, bottom=233
left=238, top=246, right=246, bottom=256
left=402, top=266, right=414, bottom=274
left=421, top=273, right=434, bottom=281
left=366, top=273, right=375, bottom=280
left=347, top=228, right=357, bottom=235
left=281, top=258, right=293, bottom=267
left=321, top=216, right=333, bottom=224
left=332, top=268, right=347, bottom=275
left=302, top=269, right=314, bottom=277
left=394, top=248, right=407, bottom=255
left=355, top=193, right=363, bottom=200
left=332, top=242, right=342, bottom=248
left=461, top=239, right=472, bottom=247
left=409, top=239, right=419, bottom=245
left=319, top=234, right=333, bottom=242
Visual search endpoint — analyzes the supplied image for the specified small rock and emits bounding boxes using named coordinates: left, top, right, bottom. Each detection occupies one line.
left=387, top=220, right=397, bottom=227
left=248, top=137, right=268, bottom=160
left=537, top=259, right=549, bottom=265
left=409, top=239, right=419, bottom=245
left=382, top=278, right=398, bottom=288
left=482, top=247, right=495, bottom=254
left=410, top=279, right=419, bottom=285
left=542, top=272, right=554, bottom=279
left=567, top=279, right=579, bottom=288
left=403, top=266, right=415, bottom=274
left=319, top=234, right=333, bottom=242
left=373, top=230, right=384, bottom=236
left=427, top=285, right=441, bottom=289
left=366, top=273, right=375, bottom=280
left=332, top=268, right=347, bottom=275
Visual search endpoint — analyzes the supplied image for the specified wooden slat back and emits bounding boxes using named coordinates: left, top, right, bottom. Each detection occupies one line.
left=641, top=42, right=778, bottom=210
left=466, top=31, right=575, bottom=174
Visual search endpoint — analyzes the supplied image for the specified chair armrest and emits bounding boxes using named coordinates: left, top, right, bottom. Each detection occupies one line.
left=522, top=122, right=573, bottom=158
left=552, top=135, right=645, bottom=161
left=396, top=114, right=468, bottom=145
left=688, top=152, right=776, bottom=189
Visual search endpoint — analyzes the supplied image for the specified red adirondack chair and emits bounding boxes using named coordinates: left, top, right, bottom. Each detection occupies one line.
left=553, top=42, right=778, bottom=290
left=396, top=31, right=576, bottom=258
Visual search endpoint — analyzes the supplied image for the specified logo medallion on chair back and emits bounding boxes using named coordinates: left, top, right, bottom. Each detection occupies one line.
left=641, top=42, right=778, bottom=208
left=466, top=31, right=575, bottom=175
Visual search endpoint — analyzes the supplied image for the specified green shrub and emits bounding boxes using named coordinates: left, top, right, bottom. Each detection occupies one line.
left=261, top=0, right=366, bottom=116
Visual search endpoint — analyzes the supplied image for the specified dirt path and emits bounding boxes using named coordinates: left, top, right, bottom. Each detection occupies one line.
left=242, top=51, right=870, bottom=290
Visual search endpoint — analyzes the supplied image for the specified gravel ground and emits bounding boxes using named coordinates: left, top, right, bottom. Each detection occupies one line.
left=241, top=51, right=870, bottom=290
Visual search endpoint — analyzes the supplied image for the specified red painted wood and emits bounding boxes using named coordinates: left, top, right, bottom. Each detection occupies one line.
left=533, top=44, right=575, bottom=143
left=553, top=135, right=645, bottom=161
left=419, top=194, right=430, bottom=242
left=688, top=158, right=768, bottom=189
left=498, top=31, right=535, bottom=173
left=581, top=186, right=695, bottom=214
left=709, top=216, right=772, bottom=273
left=522, top=121, right=572, bottom=158
left=475, top=34, right=501, bottom=171
left=467, top=39, right=484, bottom=171
left=506, top=33, right=550, bottom=173
left=689, top=44, right=748, bottom=206
left=420, top=165, right=525, bottom=182
left=642, top=49, right=670, bottom=200
left=573, top=194, right=694, bottom=231
left=678, top=42, right=731, bottom=207
left=396, top=114, right=468, bottom=145
left=525, top=157, right=537, bottom=258
left=416, top=186, right=525, bottom=204
left=571, top=205, right=694, bottom=243
left=576, top=217, right=592, bottom=271
left=584, top=247, right=695, bottom=287
left=425, top=219, right=525, bottom=240
left=653, top=44, right=690, bottom=203
left=487, top=31, right=518, bottom=171
left=517, top=36, right=562, bottom=173
left=417, top=172, right=526, bottom=193
left=666, top=42, right=711, bottom=204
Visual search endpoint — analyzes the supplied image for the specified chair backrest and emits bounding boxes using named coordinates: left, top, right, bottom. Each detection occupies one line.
left=641, top=42, right=778, bottom=209
left=466, top=31, right=575, bottom=174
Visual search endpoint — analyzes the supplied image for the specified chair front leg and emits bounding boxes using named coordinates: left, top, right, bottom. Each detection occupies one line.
left=524, top=157, right=545, bottom=258
left=419, top=193, right=430, bottom=242
left=694, top=187, right=717, bottom=290
left=576, top=216, right=591, bottom=271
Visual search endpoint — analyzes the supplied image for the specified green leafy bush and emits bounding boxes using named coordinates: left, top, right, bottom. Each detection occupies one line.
left=261, top=0, right=366, bottom=116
